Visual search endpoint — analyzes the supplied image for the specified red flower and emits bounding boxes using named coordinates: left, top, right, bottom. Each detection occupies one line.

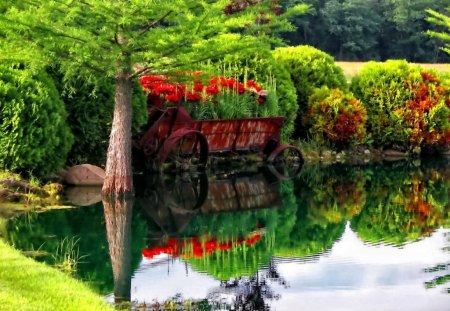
left=205, top=239, right=218, bottom=251
left=257, top=97, right=265, bottom=104
left=186, top=92, right=202, bottom=102
left=246, top=80, right=263, bottom=92
left=165, top=93, right=182, bottom=103
left=206, top=85, right=219, bottom=95
left=209, top=76, right=228, bottom=86
left=226, top=77, right=238, bottom=88
left=237, top=83, right=246, bottom=94
left=218, top=242, right=232, bottom=250
left=194, top=82, right=204, bottom=93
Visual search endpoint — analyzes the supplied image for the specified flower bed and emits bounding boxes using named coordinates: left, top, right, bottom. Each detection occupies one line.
left=139, top=74, right=278, bottom=120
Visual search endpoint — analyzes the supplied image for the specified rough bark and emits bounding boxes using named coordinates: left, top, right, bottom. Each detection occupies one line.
left=103, top=198, right=133, bottom=303
left=102, top=67, right=134, bottom=196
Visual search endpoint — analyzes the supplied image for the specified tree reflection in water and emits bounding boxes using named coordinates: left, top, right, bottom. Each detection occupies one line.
left=211, top=260, right=287, bottom=311
left=103, top=197, right=133, bottom=304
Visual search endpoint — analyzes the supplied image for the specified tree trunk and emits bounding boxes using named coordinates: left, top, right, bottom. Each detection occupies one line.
left=102, top=68, right=133, bottom=197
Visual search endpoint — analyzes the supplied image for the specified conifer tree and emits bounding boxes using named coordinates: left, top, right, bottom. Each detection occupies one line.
left=0, top=1, right=307, bottom=196
left=427, top=9, right=450, bottom=55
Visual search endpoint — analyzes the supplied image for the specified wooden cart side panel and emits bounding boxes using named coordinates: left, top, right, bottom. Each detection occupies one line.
left=235, top=119, right=283, bottom=151
left=196, top=120, right=240, bottom=153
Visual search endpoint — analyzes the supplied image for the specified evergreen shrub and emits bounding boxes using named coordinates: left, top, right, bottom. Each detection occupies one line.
left=273, top=45, right=348, bottom=136
left=0, top=63, right=73, bottom=176
left=351, top=60, right=450, bottom=150
left=51, top=71, right=148, bottom=165
left=304, top=87, right=367, bottom=148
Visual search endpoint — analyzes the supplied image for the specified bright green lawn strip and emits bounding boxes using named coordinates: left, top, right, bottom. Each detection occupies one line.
left=0, top=239, right=113, bottom=311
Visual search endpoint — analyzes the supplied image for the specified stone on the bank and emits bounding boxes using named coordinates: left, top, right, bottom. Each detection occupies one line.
left=65, top=164, right=105, bottom=186
left=383, top=149, right=406, bottom=158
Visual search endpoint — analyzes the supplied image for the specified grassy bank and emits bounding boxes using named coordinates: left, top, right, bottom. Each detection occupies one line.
left=0, top=239, right=113, bottom=311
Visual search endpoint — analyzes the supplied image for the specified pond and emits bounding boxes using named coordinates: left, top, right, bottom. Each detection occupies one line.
left=2, top=158, right=450, bottom=310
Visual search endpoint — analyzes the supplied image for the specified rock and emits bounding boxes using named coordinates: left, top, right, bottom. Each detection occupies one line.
left=65, top=164, right=105, bottom=186
left=65, top=186, right=102, bottom=206
left=383, top=149, right=406, bottom=158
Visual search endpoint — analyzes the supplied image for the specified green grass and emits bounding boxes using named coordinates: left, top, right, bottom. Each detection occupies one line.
left=0, top=239, right=113, bottom=311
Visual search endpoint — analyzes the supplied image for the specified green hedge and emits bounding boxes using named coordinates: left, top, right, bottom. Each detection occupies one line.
left=50, top=70, right=148, bottom=165
left=273, top=45, right=348, bottom=136
left=0, top=63, right=73, bottom=176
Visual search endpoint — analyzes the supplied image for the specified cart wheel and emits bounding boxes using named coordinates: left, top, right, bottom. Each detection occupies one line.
left=159, top=129, right=208, bottom=172
left=267, top=145, right=303, bottom=179
left=164, top=173, right=209, bottom=211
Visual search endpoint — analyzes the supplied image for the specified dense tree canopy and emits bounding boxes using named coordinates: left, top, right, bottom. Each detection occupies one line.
left=284, top=0, right=450, bottom=62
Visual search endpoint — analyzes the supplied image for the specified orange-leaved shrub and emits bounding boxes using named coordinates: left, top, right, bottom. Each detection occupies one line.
left=304, top=87, right=367, bottom=148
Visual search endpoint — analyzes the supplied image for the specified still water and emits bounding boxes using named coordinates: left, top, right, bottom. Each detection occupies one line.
left=3, top=159, right=450, bottom=310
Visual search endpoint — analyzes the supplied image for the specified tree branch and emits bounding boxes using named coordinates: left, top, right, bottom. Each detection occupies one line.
left=139, top=10, right=173, bottom=36
left=128, top=66, right=153, bottom=79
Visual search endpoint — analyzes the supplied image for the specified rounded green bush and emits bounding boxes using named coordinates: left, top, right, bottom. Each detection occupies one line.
left=220, top=50, right=298, bottom=140
left=350, top=60, right=450, bottom=150
left=0, top=63, right=73, bottom=176
left=50, top=70, right=148, bottom=166
left=273, top=45, right=348, bottom=136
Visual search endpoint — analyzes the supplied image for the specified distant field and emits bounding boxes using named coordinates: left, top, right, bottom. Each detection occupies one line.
left=336, top=61, right=450, bottom=78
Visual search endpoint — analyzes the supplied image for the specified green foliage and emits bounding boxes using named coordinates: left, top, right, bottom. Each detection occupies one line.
left=273, top=45, right=348, bottom=136
left=305, top=87, right=367, bottom=147
left=0, top=1, right=305, bottom=80
left=427, top=8, right=450, bottom=55
left=186, top=236, right=273, bottom=281
left=50, top=70, right=148, bottom=165
left=0, top=63, right=73, bottom=176
left=218, top=51, right=298, bottom=139
left=351, top=60, right=450, bottom=150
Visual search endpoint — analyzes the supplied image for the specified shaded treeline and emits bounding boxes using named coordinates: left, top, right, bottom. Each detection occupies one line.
left=283, top=0, right=450, bottom=62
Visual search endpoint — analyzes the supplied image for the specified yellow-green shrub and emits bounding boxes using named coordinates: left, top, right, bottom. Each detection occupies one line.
left=351, top=60, right=450, bottom=150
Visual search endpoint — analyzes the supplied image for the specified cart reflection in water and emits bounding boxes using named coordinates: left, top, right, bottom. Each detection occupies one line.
left=104, top=169, right=290, bottom=309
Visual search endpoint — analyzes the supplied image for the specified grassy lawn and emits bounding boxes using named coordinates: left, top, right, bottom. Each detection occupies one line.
left=0, top=239, right=113, bottom=311
left=337, top=61, right=450, bottom=78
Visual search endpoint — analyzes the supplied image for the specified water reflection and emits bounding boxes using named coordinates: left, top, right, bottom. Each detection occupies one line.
left=103, top=198, right=133, bottom=303
left=3, top=158, right=450, bottom=310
